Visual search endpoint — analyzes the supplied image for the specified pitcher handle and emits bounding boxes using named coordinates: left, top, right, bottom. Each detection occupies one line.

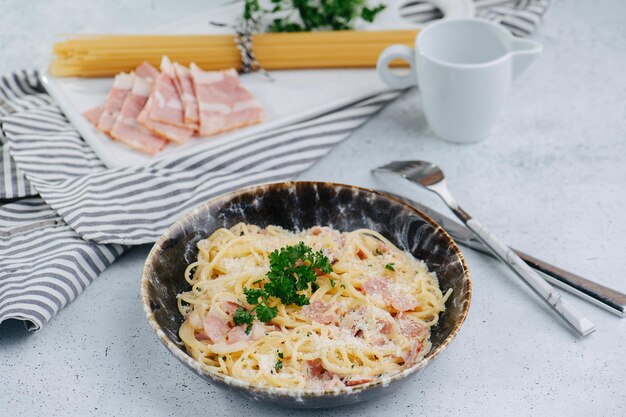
left=376, top=45, right=417, bottom=90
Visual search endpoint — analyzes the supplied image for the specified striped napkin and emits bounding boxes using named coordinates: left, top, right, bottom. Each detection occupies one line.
left=0, top=1, right=549, bottom=331
left=0, top=72, right=401, bottom=330
left=401, top=0, right=549, bottom=37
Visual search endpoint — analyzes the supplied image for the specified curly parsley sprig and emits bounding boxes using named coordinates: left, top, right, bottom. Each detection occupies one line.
left=244, top=0, right=386, bottom=33
left=233, top=242, right=332, bottom=333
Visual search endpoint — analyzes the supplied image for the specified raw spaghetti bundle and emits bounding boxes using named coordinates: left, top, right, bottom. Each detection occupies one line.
left=51, top=30, right=417, bottom=77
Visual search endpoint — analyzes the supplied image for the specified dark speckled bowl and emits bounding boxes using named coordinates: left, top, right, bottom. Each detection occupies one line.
left=140, top=181, right=471, bottom=408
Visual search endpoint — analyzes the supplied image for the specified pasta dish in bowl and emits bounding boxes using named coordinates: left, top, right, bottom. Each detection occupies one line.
left=179, top=224, right=451, bottom=389
left=141, top=182, right=470, bottom=407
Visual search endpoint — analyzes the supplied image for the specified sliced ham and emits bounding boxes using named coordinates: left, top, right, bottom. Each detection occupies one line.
left=300, top=300, right=338, bottom=325
left=147, top=56, right=197, bottom=130
left=395, top=315, right=427, bottom=339
left=402, top=340, right=424, bottom=366
left=174, top=62, right=200, bottom=125
left=306, top=359, right=345, bottom=389
left=225, top=322, right=266, bottom=344
left=190, top=63, right=263, bottom=136
left=362, top=277, right=388, bottom=298
left=362, top=277, right=419, bottom=312
left=83, top=106, right=104, bottom=126
left=138, top=96, right=194, bottom=143
left=389, top=292, right=419, bottom=312
left=109, top=77, right=168, bottom=155
left=135, top=61, right=160, bottom=81
left=202, top=313, right=230, bottom=343
left=306, top=359, right=326, bottom=379
left=97, top=72, right=134, bottom=133
left=85, top=58, right=264, bottom=155
left=194, top=331, right=211, bottom=342
left=221, top=301, right=241, bottom=317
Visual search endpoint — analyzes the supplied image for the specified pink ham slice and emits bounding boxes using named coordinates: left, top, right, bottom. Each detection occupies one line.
left=109, top=77, right=167, bottom=155
left=221, top=301, right=241, bottom=317
left=147, top=56, right=197, bottom=130
left=362, top=277, right=389, bottom=298
left=174, top=62, right=200, bottom=125
left=300, top=301, right=338, bottom=325
left=403, top=340, right=424, bottom=365
left=135, top=61, right=160, bottom=81
left=389, top=292, right=419, bottom=312
left=190, top=63, right=263, bottom=136
left=138, top=96, right=194, bottom=143
left=395, top=315, right=427, bottom=338
left=97, top=72, right=134, bottom=133
left=203, top=313, right=230, bottom=343
left=306, top=359, right=326, bottom=379
left=83, top=106, right=104, bottom=126
left=362, top=277, right=419, bottom=312
left=225, top=322, right=266, bottom=344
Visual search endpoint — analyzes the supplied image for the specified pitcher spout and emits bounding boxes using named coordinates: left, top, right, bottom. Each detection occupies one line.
left=511, top=38, right=542, bottom=80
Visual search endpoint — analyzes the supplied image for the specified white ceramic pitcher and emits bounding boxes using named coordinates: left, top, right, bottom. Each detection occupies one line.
left=377, top=18, right=542, bottom=143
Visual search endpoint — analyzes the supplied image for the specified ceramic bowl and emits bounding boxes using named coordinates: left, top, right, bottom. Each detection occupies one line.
left=141, top=181, right=471, bottom=408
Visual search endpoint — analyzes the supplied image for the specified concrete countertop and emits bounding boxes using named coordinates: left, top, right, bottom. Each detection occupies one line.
left=1, top=0, right=625, bottom=416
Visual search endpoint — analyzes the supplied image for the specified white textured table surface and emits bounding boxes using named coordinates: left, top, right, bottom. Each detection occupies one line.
left=1, top=1, right=625, bottom=416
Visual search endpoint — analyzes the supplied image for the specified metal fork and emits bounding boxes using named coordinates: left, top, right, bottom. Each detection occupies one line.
left=373, top=160, right=596, bottom=337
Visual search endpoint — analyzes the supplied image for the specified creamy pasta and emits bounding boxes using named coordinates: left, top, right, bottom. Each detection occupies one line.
left=177, top=223, right=450, bottom=390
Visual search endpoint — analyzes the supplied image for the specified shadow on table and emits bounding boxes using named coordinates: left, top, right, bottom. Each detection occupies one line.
left=0, top=319, right=33, bottom=343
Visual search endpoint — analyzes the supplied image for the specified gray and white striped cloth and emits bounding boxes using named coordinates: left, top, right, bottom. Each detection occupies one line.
left=0, top=70, right=401, bottom=330
left=0, top=0, right=549, bottom=331
left=401, top=0, right=549, bottom=37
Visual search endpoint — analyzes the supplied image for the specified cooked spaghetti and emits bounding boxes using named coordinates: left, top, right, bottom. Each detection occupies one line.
left=177, top=223, right=450, bottom=390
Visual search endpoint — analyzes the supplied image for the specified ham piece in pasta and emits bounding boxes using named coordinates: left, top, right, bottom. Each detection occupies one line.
left=174, top=62, right=200, bottom=125
left=190, top=63, right=263, bottom=136
left=300, top=301, right=339, bottom=324
left=97, top=72, right=134, bottom=133
left=147, top=56, right=196, bottom=130
left=362, top=277, right=419, bottom=312
left=110, top=77, right=167, bottom=155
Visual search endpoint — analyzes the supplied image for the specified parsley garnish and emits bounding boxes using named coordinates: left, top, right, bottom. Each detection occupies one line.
left=233, top=242, right=332, bottom=333
left=277, top=351, right=284, bottom=359
left=244, top=0, right=385, bottom=32
left=385, top=263, right=395, bottom=271
left=329, top=278, right=336, bottom=288
left=275, top=359, right=283, bottom=371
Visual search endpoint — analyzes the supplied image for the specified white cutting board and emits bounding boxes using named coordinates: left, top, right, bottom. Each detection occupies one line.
left=40, top=1, right=472, bottom=168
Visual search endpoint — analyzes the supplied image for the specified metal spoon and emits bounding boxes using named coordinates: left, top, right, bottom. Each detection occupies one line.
left=373, top=160, right=596, bottom=337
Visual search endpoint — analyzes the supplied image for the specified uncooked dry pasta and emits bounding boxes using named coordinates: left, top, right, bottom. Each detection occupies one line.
left=50, top=30, right=417, bottom=77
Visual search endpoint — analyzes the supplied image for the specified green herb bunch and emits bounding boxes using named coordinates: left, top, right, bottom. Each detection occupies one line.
left=244, top=0, right=386, bottom=32
left=233, top=242, right=332, bottom=333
